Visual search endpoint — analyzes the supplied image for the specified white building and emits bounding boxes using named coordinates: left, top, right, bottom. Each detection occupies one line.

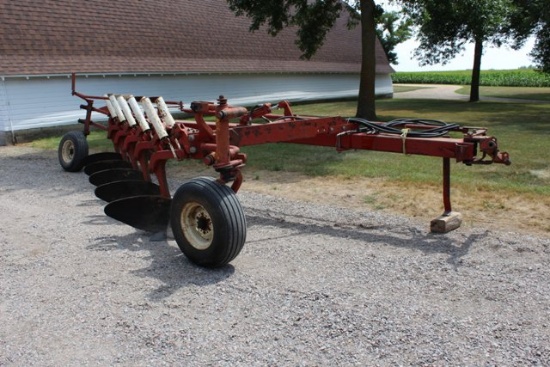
left=0, top=0, right=394, bottom=145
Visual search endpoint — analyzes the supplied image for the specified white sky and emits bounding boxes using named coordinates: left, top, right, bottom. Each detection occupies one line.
left=392, top=36, right=536, bottom=72
left=376, top=0, right=537, bottom=72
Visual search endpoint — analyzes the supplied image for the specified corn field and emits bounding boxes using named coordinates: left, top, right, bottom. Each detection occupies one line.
left=392, top=69, right=550, bottom=87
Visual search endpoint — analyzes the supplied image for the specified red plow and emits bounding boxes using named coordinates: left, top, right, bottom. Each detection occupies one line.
left=59, top=74, right=511, bottom=267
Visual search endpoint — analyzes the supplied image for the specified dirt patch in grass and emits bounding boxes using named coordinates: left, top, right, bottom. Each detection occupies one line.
left=239, top=169, right=550, bottom=236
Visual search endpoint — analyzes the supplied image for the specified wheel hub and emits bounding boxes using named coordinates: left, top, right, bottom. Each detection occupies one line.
left=62, top=140, right=75, bottom=161
left=181, top=202, right=213, bottom=250
left=196, top=212, right=212, bottom=235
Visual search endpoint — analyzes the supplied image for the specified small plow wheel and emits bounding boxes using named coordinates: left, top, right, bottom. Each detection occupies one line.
left=170, top=177, right=246, bottom=267
left=58, top=131, right=89, bottom=172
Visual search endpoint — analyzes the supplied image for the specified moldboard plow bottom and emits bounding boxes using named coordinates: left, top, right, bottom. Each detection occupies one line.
left=94, top=180, right=161, bottom=202
left=104, top=195, right=172, bottom=234
left=89, top=168, right=145, bottom=187
left=59, top=74, right=511, bottom=267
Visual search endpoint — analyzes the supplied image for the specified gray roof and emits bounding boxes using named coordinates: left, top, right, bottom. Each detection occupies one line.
left=0, top=0, right=394, bottom=76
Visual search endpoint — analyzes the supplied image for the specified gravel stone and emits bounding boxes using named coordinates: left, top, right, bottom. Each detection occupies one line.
left=1, top=146, right=549, bottom=366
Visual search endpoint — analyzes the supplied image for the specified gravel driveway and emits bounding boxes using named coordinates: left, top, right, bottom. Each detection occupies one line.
left=393, top=84, right=548, bottom=103
left=1, top=146, right=549, bottom=366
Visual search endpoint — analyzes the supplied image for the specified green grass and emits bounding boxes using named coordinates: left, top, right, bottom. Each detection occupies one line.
left=455, top=86, right=550, bottom=101
left=393, top=69, right=550, bottom=87
left=240, top=98, right=550, bottom=196
left=31, top=131, right=114, bottom=152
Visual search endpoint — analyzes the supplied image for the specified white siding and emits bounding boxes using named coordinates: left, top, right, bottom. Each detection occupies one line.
left=3, top=76, right=83, bottom=132
left=375, top=74, right=394, bottom=96
left=0, top=79, right=8, bottom=144
left=0, top=73, right=393, bottom=135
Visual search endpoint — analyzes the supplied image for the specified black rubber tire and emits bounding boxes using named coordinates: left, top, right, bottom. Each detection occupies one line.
left=170, top=177, right=246, bottom=268
left=58, top=131, right=89, bottom=172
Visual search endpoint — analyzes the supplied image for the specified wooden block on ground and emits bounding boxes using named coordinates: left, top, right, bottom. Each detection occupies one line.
left=430, top=212, right=463, bottom=233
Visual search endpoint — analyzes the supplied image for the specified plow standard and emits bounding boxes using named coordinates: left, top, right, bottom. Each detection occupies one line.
left=59, top=75, right=511, bottom=267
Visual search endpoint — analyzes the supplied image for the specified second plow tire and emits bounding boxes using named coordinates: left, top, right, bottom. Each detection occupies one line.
left=170, top=177, right=246, bottom=268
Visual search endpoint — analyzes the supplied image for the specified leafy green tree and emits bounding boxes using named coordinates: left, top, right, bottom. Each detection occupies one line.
left=376, top=11, right=413, bottom=65
left=226, top=0, right=389, bottom=120
left=401, top=0, right=516, bottom=102
left=532, top=28, right=550, bottom=72
left=507, top=0, right=550, bottom=72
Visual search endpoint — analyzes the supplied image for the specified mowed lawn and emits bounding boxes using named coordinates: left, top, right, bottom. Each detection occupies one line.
left=246, top=97, right=549, bottom=195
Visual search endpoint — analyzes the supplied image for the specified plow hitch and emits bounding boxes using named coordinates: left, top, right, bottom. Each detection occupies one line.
left=58, top=74, right=511, bottom=267
left=468, top=135, right=511, bottom=166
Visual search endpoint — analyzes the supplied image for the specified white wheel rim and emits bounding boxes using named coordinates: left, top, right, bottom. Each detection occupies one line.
left=180, top=201, right=214, bottom=250
left=62, top=140, right=75, bottom=163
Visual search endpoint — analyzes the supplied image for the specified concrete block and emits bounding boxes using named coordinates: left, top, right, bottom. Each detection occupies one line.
left=430, top=211, right=463, bottom=233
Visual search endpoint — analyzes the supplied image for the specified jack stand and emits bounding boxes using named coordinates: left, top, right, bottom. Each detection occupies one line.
left=431, top=158, right=463, bottom=233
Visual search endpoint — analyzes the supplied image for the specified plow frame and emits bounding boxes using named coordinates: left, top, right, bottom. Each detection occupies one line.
left=60, top=74, right=511, bottom=267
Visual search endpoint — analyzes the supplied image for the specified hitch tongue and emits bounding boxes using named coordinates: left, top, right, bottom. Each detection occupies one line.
left=472, top=137, right=511, bottom=165
left=482, top=138, right=511, bottom=165
left=493, top=151, right=511, bottom=165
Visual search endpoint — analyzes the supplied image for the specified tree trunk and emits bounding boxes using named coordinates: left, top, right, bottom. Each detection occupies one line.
left=356, top=0, right=377, bottom=120
left=469, top=39, right=483, bottom=102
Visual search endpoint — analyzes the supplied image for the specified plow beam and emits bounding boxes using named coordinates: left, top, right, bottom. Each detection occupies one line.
left=60, top=74, right=513, bottom=267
